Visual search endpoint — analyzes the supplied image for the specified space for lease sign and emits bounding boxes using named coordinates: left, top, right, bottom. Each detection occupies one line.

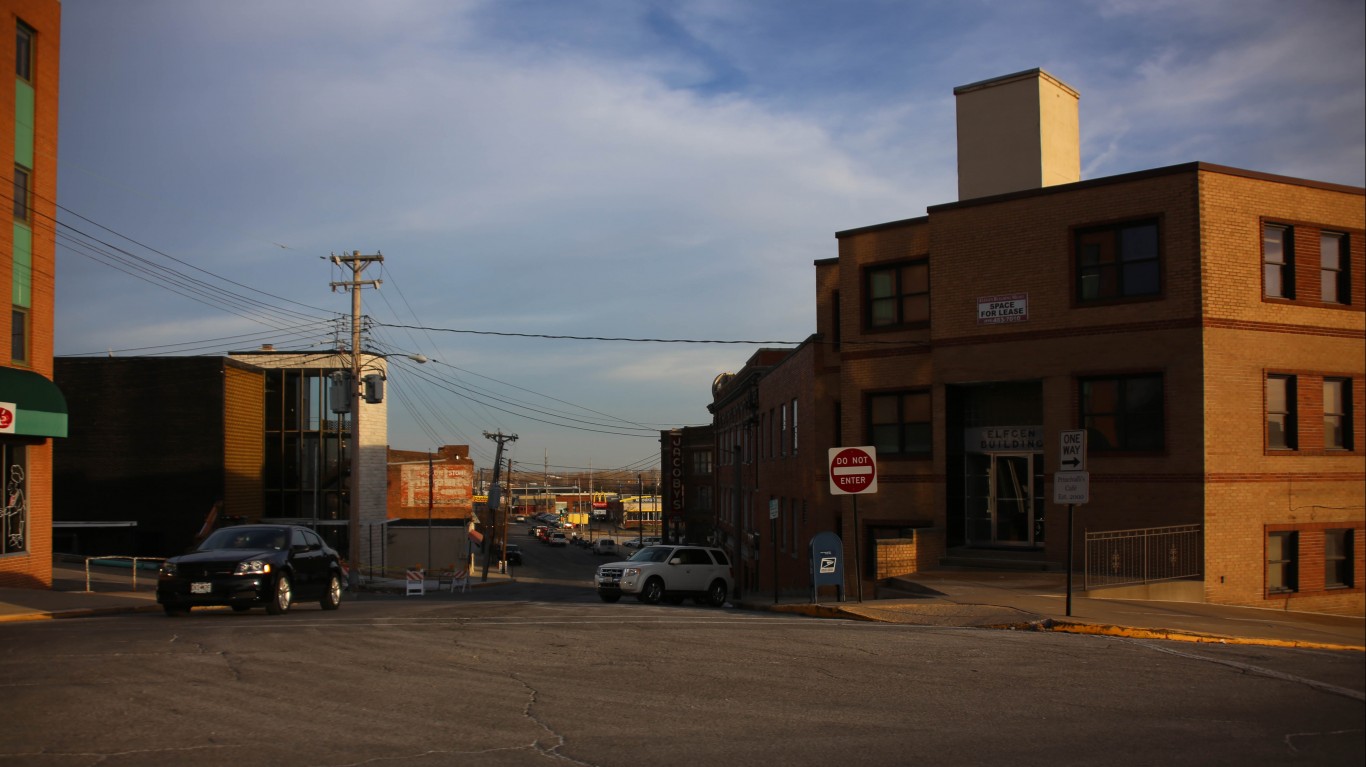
left=977, top=293, right=1028, bottom=325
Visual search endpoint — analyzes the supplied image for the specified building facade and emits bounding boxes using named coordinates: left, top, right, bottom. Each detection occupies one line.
left=53, top=357, right=265, bottom=556
left=0, top=0, right=64, bottom=589
left=709, top=70, right=1365, bottom=613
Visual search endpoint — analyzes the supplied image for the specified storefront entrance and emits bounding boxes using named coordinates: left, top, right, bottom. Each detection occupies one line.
left=964, top=451, right=1043, bottom=547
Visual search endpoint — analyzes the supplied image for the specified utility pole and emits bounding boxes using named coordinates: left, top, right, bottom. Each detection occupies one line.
left=481, top=430, right=518, bottom=582
left=330, top=250, right=382, bottom=591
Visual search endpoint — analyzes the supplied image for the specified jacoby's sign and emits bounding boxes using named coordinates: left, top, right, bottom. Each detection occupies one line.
left=977, top=293, right=1028, bottom=325
left=0, top=402, right=14, bottom=434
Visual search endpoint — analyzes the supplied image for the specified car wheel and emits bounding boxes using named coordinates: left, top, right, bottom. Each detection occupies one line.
left=637, top=577, right=665, bottom=604
left=320, top=572, right=343, bottom=611
left=598, top=592, right=621, bottom=603
left=266, top=573, right=292, bottom=615
left=162, top=604, right=188, bottom=617
left=705, top=579, right=727, bottom=607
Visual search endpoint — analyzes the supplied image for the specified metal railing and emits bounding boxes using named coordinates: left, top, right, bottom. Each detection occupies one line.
left=83, top=556, right=166, bottom=593
left=1084, top=524, right=1202, bottom=590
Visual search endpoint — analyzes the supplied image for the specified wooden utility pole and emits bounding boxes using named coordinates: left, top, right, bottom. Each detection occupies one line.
left=330, top=251, right=382, bottom=590
left=481, top=430, right=518, bottom=581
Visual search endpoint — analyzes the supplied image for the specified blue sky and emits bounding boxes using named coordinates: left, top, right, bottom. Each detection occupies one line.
left=53, top=0, right=1365, bottom=476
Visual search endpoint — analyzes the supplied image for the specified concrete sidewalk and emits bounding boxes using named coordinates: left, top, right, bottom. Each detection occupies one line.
left=735, top=570, right=1365, bottom=651
left=3, top=560, right=1362, bottom=652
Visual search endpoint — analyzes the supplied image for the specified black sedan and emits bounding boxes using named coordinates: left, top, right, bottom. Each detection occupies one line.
left=156, top=524, right=344, bottom=616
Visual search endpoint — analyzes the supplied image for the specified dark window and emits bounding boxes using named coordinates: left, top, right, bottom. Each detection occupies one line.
left=868, top=390, right=931, bottom=456
left=1320, top=232, right=1350, bottom=305
left=16, top=22, right=33, bottom=82
left=1080, top=374, right=1164, bottom=451
left=1267, top=375, right=1297, bottom=450
left=1325, top=529, right=1354, bottom=589
left=1076, top=220, right=1160, bottom=302
left=13, top=165, right=29, bottom=222
left=867, top=260, right=929, bottom=328
left=831, top=290, right=841, bottom=349
left=1263, top=224, right=1295, bottom=299
left=1267, top=531, right=1297, bottom=593
left=1323, top=378, right=1352, bottom=450
left=10, top=309, right=27, bottom=364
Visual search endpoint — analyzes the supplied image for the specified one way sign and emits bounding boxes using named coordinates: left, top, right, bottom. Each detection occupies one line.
left=1060, top=430, right=1087, bottom=471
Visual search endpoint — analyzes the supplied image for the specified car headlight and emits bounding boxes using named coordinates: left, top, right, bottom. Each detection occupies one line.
left=235, top=560, right=273, bottom=575
left=623, top=567, right=641, bottom=577
left=158, top=562, right=177, bottom=577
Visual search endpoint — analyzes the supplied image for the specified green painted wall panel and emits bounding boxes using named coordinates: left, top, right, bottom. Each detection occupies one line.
left=12, top=222, right=32, bottom=307
left=14, top=80, right=34, bottom=168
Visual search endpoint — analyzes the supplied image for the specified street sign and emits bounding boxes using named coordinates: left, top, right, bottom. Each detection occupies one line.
left=769, top=498, right=780, bottom=520
left=829, top=446, right=878, bottom=495
left=1060, top=430, right=1087, bottom=471
left=1053, top=471, right=1089, bottom=504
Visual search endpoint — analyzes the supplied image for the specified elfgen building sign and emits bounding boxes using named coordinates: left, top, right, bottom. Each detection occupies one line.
left=668, top=431, right=684, bottom=521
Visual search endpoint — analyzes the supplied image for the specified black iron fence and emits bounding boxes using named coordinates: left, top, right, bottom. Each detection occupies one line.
left=1084, top=524, right=1202, bottom=590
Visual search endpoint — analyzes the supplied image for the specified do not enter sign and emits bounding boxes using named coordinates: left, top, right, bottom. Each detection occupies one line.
left=829, top=446, right=878, bottom=495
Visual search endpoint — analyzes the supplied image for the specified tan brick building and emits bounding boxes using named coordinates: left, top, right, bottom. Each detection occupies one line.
left=712, top=70, right=1364, bottom=613
left=0, top=0, right=64, bottom=588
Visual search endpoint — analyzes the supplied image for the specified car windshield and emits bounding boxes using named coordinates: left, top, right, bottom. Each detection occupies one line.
left=628, top=546, right=675, bottom=563
left=199, top=527, right=288, bottom=551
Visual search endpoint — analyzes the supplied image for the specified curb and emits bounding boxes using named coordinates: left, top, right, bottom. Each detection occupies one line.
left=735, top=601, right=1366, bottom=652
left=0, top=604, right=164, bottom=623
left=1013, top=618, right=1366, bottom=652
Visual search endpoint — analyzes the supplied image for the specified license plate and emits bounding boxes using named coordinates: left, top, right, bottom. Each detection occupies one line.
left=190, top=582, right=212, bottom=594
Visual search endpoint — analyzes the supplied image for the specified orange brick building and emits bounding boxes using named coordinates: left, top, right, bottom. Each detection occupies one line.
left=0, top=0, right=64, bottom=588
left=709, top=70, right=1364, bottom=613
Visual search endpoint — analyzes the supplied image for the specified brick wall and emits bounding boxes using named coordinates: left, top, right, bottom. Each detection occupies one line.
left=0, top=0, right=62, bottom=589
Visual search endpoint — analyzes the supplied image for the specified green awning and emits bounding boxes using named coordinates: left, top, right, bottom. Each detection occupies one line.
left=0, top=366, right=67, bottom=438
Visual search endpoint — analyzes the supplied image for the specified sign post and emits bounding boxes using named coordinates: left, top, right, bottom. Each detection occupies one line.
left=829, top=447, right=877, bottom=602
left=1055, top=431, right=1089, bottom=616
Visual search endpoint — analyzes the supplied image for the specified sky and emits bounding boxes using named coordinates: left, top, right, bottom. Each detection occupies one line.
left=53, top=0, right=1366, bottom=478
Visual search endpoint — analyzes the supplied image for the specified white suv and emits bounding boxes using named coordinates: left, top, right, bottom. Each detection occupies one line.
left=595, top=545, right=732, bottom=606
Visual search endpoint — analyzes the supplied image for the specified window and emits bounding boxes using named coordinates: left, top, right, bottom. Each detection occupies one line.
left=1323, top=378, right=1352, bottom=450
left=692, top=450, right=712, bottom=476
left=1080, top=374, right=1164, bottom=451
left=1325, top=529, right=1354, bottom=589
left=11, top=309, right=27, bottom=364
left=868, top=390, right=931, bottom=456
left=1076, top=219, right=1160, bottom=302
left=1263, top=224, right=1294, bottom=299
left=12, top=165, right=29, bottom=222
left=1267, top=531, right=1297, bottom=594
left=16, top=22, right=33, bottom=82
left=1, top=445, right=27, bottom=556
left=1320, top=232, right=1350, bottom=304
left=1266, top=375, right=1297, bottom=450
left=780, top=404, right=788, bottom=456
left=867, top=260, right=929, bottom=328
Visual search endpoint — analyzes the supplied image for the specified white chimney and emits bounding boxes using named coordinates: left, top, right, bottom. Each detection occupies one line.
left=954, top=68, right=1080, bottom=201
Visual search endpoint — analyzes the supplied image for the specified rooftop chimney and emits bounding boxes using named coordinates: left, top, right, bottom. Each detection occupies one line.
left=954, top=68, right=1080, bottom=201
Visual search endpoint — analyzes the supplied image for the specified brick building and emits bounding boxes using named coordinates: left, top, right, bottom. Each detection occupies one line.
left=709, top=69, right=1364, bottom=612
left=0, top=0, right=65, bottom=589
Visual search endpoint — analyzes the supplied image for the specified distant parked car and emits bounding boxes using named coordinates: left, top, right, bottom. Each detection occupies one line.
left=156, top=524, right=343, bottom=616
left=504, top=544, right=523, bottom=565
left=593, top=539, right=618, bottom=557
left=548, top=532, right=569, bottom=547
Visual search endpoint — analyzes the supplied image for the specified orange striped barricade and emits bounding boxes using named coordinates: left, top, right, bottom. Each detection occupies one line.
left=447, top=568, right=469, bottom=594
left=406, top=568, right=425, bottom=596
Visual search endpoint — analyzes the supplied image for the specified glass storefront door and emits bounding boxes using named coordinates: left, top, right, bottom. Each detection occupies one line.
left=964, top=452, right=1042, bottom=547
